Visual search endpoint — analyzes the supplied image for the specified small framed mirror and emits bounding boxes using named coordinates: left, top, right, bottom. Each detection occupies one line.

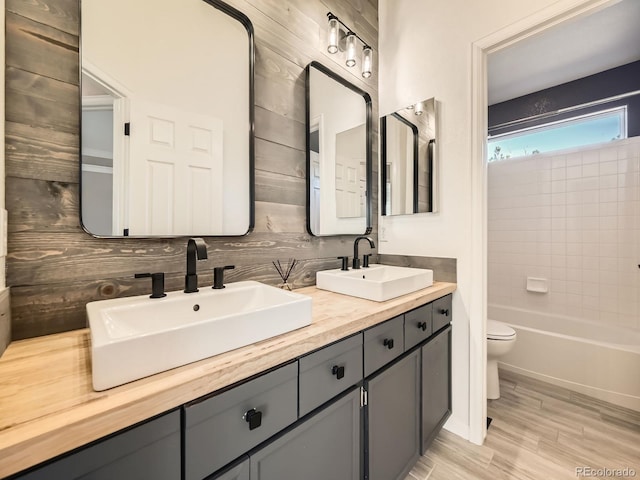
left=80, top=0, right=254, bottom=237
left=305, top=62, right=372, bottom=236
left=381, top=98, right=437, bottom=215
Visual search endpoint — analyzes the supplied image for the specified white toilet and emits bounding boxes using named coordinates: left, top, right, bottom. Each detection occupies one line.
left=487, top=320, right=517, bottom=400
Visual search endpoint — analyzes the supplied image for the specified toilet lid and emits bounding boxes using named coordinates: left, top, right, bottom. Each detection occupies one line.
left=487, top=320, right=516, bottom=340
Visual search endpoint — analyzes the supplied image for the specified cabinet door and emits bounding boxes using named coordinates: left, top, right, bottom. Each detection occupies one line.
left=210, top=457, right=250, bottom=480
left=421, top=325, right=452, bottom=453
left=15, top=411, right=180, bottom=480
left=366, top=350, right=420, bottom=480
left=249, top=388, right=361, bottom=480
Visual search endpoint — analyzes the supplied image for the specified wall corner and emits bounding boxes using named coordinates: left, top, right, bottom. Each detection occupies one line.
left=0, top=288, right=10, bottom=357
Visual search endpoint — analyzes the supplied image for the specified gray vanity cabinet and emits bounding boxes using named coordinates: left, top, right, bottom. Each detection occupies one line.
left=365, top=349, right=421, bottom=480
left=249, top=387, right=362, bottom=480
left=13, top=410, right=180, bottom=480
left=422, top=325, right=452, bottom=453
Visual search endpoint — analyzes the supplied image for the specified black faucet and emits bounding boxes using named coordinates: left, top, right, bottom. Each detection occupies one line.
left=184, top=238, right=208, bottom=293
left=352, top=236, right=375, bottom=269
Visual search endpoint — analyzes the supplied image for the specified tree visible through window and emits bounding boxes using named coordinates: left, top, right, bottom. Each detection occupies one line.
left=488, top=107, right=627, bottom=161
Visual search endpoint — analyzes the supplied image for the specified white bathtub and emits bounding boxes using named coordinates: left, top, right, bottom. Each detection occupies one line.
left=489, top=305, right=640, bottom=412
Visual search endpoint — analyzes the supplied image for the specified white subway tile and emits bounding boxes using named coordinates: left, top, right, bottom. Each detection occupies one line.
left=565, top=293, right=582, bottom=307
left=600, top=146, right=618, bottom=162
left=566, top=165, right=584, bottom=180
left=566, top=153, right=582, bottom=167
left=582, top=163, right=599, bottom=177
left=599, top=188, right=618, bottom=203
left=582, top=149, right=600, bottom=165
left=566, top=281, right=582, bottom=295
left=599, top=174, right=618, bottom=189
left=566, top=268, right=582, bottom=281
left=600, top=160, right=619, bottom=176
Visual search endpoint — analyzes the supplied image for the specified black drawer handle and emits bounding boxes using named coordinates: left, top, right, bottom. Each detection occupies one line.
left=418, top=321, right=428, bottom=331
left=383, top=338, right=394, bottom=350
left=244, top=408, right=262, bottom=430
left=439, top=308, right=450, bottom=317
left=332, top=365, right=345, bottom=379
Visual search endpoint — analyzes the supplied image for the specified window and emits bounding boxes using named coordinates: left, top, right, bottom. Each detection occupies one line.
left=487, top=107, right=627, bottom=161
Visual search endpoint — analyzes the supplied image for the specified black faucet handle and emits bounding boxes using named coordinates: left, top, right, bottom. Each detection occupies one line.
left=213, top=265, right=235, bottom=289
left=337, top=256, right=349, bottom=271
left=134, top=272, right=166, bottom=299
left=362, top=254, right=372, bottom=268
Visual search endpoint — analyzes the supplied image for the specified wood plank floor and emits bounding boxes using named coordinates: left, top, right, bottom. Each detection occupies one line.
left=406, top=369, right=640, bottom=479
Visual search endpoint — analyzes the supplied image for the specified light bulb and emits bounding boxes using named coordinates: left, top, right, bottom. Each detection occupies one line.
left=345, top=33, right=357, bottom=67
left=327, top=16, right=339, bottom=54
left=362, top=46, right=372, bottom=78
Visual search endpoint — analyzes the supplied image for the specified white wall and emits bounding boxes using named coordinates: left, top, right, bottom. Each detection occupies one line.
left=489, top=138, right=640, bottom=330
left=378, top=0, right=582, bottom=442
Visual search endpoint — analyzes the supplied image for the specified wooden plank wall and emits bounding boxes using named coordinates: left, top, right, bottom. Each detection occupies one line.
left=5, top=0, right=379, bottom=339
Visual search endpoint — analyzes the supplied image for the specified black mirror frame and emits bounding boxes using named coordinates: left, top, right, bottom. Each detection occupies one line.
left=304, top=61, right=372, bottom=237
left=380, top=112, right=419, bottom=216
left=78, top=0, right=255, bottom=238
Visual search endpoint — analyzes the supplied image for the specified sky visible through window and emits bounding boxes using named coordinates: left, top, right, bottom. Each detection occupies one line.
left=488, top=108, right=626, bottom=161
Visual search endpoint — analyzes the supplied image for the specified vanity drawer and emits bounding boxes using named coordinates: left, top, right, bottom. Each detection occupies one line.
left=299, top=333, right=363, bottom=416
left=184, top=362, right=298, bottom=480
left=432, top=294, right=452, bottom=332
left=14, top=410, right=181, bottom=480
left=404, top=303, right=433, bottom=350
left=364, top=315, right=404, bottom=377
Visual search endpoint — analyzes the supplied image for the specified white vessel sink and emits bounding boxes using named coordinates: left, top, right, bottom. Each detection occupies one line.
left=88, top=281, right=312, bottom=391
left=316, top=264, right=433, bottom=302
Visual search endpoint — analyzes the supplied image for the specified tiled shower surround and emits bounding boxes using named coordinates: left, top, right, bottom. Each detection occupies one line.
left=488, top=137, right=640, bottom=331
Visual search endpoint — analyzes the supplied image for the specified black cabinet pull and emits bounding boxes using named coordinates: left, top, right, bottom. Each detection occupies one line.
left=440, top=308, right=450, bottom=317
left=418, top=321, right=427, bottom=331
left=383, top=338, right=394, bottom=350
left=331, top=365, right=345, bottom=379
left=243, top=408, right=262, bottom=430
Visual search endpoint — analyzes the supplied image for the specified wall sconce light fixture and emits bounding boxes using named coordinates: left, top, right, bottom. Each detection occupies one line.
left=326, top=12, right=373, bottom=78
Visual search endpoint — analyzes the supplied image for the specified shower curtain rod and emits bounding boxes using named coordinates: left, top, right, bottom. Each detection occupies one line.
left=489, top=89, right=640, bottom=132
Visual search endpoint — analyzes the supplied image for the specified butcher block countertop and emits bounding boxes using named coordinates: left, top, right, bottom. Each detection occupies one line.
left=0, top=282, right=456, bottom=478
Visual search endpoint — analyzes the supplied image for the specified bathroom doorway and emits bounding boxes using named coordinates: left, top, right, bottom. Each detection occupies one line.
left=481, top=0, right=640, bottom=435
left=471, top=0, right=640, bottom=442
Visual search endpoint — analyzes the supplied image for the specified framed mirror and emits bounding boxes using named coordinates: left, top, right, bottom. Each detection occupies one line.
left=381, top=98, right=437, bottom=215
left=305, top=62, right=372, bottom=236
left=80, top=0, right=254, bottom=237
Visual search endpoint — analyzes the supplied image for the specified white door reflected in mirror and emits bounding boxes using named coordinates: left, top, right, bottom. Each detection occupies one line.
left=80, top=0, right=253, bottom=237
